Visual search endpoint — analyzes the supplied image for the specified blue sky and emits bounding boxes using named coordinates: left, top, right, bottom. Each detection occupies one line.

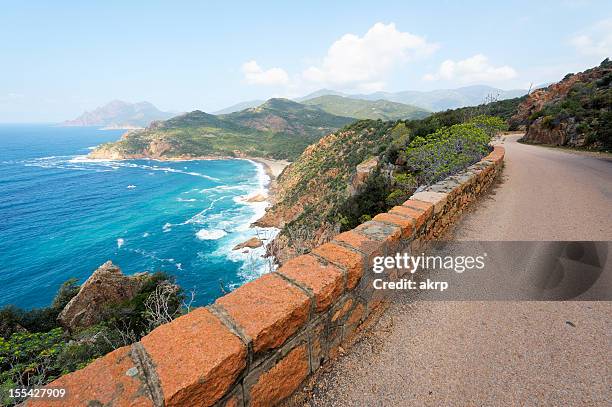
left=1, top=0, right=610, bottom=122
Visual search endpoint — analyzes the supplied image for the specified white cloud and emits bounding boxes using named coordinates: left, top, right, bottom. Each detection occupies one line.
left=301, top=22, right=438, bottom=91
left=569, top=19, right=612, bottom=58
left=241, top=60, right=289, bottom=86
left=424, top=54, right=517, bottom=84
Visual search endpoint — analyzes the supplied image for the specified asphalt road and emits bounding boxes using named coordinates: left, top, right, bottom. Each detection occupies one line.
left=286, top=135, right=612, bottom=406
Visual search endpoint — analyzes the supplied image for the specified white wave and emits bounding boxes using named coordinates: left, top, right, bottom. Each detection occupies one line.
left=182, top=196, right=230, bottom=225
left=117, top=238, right=125, bottom=249
left=143, top=232, right=150, bottom=237
left=215, top=226, right=279, bottom=281
left=244, top=159, right=271, bottom=193
left=68, top=155, right=106, bottom=163
left=128, top=248, right=180, bottom=266
left=139, top=164, right=221, bottom=181
left=24, top=155, right=223, bottom=182
left=193, top=159, right=277, bottom=282
left=196, top=229, right=227, bottom=240
left=127, top=184, right=136, bottom=189
left=162, top=223, right=172, bottom=232
left=197, top=184, right=246, bottom=194
left=220, top=160, right=279, bottom=279
left=177, top=198, right=197, bottom=202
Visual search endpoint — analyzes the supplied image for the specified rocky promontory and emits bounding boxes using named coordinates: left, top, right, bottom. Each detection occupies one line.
left=88, top=98, right=354, bottom=161
left=58, top=261, right=150, bottom=331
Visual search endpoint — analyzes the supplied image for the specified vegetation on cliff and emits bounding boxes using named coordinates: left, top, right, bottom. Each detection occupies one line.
left=301, top=95, right=431, bottom=120
left=262, top=106, right=508, bottom=262
left=90, top=98, right=354, bottom=161
left=513, top=59, right=611, bottom=151
left=0, top=265, right=187, bottom=404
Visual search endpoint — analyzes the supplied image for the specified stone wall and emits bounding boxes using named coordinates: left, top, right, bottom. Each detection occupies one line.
left=28, top=146, right=505, bottom=407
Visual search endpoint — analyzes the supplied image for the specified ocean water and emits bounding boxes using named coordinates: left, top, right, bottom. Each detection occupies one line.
left=0, top=124, right=277, bottom=309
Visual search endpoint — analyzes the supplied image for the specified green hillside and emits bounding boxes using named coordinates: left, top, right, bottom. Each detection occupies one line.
left=89, top=98, right=354, bottom=161
left=301, top=95, right=430, bottom=120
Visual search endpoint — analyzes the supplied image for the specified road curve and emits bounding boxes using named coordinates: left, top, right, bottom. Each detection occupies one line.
left=454, top=134, right=612, bottom=241
left=285, top=135, right=612, bottom=406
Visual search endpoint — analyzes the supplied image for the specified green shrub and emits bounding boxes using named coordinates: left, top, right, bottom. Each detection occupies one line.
left=541, top=115, right=555, bottom=129
left=0, top=328, right=66, bottom=405
left=385, top=173, right=417, bottom=206
left=401, top=123, right=491, bottom=185
left=0, top=279, right=80, bottom=338
left=335, top=169, right=393, bottom=231
left=468, top=115, right=508, bottom=137
left=358, top=214, right=372, bottom=223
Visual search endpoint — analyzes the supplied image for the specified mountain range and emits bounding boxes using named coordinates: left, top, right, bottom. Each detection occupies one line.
left=215, top=85, right=528, bottom=114
left=301, top=95, right=430, bottom=120
left=214, top=95, right=429, bottom=121
left=63, top=100, right=175, bottom=129
left=212, top=100, right=265, bottom=115
left=348, top=85, right=527, bottom=111
left=80, top=84, right=532, bottom=162
left=68, top=84, right=528, bottom=129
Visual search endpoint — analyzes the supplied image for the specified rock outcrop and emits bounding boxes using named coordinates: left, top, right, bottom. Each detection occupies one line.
left=245, top=193, right=267, bottom=203
left=512, top=59, right=611, bottom=149
left=233, top=237, right=263, bottom=250
left=521, top=117, right=584, bottom=146
left=58, top=261, right=149, bottom=331
left=348, top=157, right=379, bottom=196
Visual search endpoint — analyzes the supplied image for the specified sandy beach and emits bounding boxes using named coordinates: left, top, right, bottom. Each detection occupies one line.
left=87, top=148, right=292, bottom=181
left=249, top=157, right=291, bottom=180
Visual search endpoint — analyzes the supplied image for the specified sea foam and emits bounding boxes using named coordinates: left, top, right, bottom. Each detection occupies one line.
left=196, top=229, right=227, bottom=240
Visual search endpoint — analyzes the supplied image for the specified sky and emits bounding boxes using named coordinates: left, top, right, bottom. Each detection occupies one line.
left=1, top=0, right=611, bottom=122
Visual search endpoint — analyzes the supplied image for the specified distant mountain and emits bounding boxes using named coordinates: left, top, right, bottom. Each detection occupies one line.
left=301, top=95, right=430, bottom=120
left=295, top=86, right=528, bottom=112
left=295, top=89, right=347, bottom=102
left=351, top=85, right=527, bottom=111
left=213, top=99, right=264, bottom=114
left=213, top=86, right=527, bottom=120
left=89, top=98, right=355, bottom=161
left=63, top=100, right=175, bottom=128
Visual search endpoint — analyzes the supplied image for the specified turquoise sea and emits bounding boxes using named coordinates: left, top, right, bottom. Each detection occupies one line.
left=0, top=124, right=276, bottom=309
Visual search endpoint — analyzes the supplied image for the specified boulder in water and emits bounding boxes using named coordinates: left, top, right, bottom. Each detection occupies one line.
left=233, top=237, right=263, bottom=250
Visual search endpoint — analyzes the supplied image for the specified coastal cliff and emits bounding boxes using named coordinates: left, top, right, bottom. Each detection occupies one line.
left=256, top=120, right=396, bottom=262
left=258, top=110, right=506, bottom=263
